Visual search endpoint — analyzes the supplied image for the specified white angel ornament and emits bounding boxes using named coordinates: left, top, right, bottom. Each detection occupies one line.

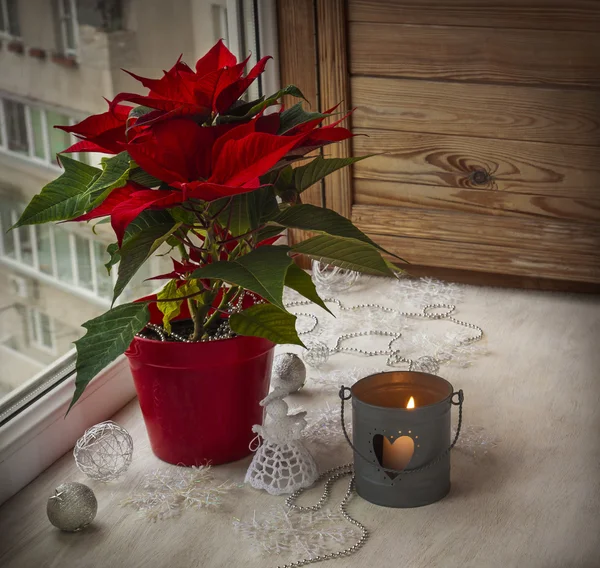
left=245, top=394, right=318, bottom=495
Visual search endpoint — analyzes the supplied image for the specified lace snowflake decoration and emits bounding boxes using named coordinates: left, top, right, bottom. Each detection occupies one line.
left=121, top=465, right=236, bottom=521
left=233, top=506, right=361, bottom=557
left=302, top=402, right=351, bottom=448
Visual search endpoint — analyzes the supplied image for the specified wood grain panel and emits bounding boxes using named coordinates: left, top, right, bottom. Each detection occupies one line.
left=353, top=179, right=600, bottom=224
left=316, top=0, right=353, bottom=218
left=353, top=129, right=600, bottom=198
left=348, top=0, right=600, bottom=32
left=352, top=205, right=600, bottom=256
left=352, top=77, right=600, bottom=146
left=349, top=23, right=600, bottom=88
left=373, top=234, right=600, bottom=283
left=277, top=0, right=322, bottom=213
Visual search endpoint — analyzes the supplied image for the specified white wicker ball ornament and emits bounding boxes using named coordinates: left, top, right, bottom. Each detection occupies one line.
left=47, top=482, right=97, bottom=531
left=271, top=353, right=306, bottom=394
left=302, top=341, right=330, bottom=369
left=73, top=420, right=133, bottom=481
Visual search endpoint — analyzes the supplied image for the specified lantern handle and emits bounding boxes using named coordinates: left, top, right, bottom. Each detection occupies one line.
left=338, top=386, right=464, bottom=477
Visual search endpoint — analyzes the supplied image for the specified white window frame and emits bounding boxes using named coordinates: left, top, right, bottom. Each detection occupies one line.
left=0, top=0, right=279, bottom=507
left=56, top=0, right=79, bottom=57
left=0, top=0, right=20, bottom=39
left=0, top=96, right=82, bottom=172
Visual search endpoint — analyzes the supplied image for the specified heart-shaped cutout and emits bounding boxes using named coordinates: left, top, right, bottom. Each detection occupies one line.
left=373, top=434, right=415, bottom=479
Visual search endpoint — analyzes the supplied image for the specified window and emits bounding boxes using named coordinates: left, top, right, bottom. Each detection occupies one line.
left=0, top=0, right=20, bottom=37
left=0, top=0, right=272, bottom=497
left=77, top=0, right=124, bottom=32
left=56, top=0, right=78, bottom=56
left=4, top=100, right=27, bottom=154
left=0, top=97, right=91, bottom=166
left=28, top=308, right=56, bottom=353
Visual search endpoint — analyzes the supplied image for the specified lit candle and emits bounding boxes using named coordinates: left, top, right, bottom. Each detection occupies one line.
left=382, top=396, right=415, bottom=470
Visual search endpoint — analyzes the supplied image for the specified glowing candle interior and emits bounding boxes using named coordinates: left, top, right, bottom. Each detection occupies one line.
left=382, top=395, right=416, bottom=471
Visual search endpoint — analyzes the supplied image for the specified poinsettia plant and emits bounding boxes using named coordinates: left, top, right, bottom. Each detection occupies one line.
left=13, top=41, right=401, bottom=408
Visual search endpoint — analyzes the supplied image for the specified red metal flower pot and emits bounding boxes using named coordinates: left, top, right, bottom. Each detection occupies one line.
left=125, top=334, right=275, bottom=466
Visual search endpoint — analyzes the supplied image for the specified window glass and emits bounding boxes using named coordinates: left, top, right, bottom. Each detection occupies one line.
left=28, top=308, right=39, bottom=344
left=46, top=111, right=71, bottom=161
left=0, top=206, right=16, bottom=258
left=37, top=225, right=54, bottom=275
left=78, top=0, right=123, bottom=31
left=29, top=107, right=46, bottom=160
left=6, top=0, right=19, bottom=36
left=94, top=241, right=113, bottom=299
left=74, top=234, right=93, bottom=290
left=5, top=99, right=28, bottom=154
left=39, top=312, right=54, bottom=350
left=0, top=0, right=263, bottom=423
left=18, top=224, right=34, bottom=266
left=53, top=226, right=74, bottom=284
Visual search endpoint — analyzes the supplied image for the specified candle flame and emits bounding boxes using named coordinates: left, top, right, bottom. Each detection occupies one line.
left=407, top=396, right=415, bottom=409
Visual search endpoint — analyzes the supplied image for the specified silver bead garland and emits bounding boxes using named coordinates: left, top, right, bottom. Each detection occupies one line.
left=135, top=291, right=264, bottom=343
left=278, top=464, right=366, bottom=568
left=285, top=299, right=484, bottom=370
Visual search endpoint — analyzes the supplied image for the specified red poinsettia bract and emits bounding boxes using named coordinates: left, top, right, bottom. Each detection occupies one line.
left=57, top=102, right=131, bottom=154
left=110, top=40, right=270, bottom=124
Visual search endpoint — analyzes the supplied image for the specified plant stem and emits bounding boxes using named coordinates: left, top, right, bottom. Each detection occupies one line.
left=202, top=285, right=240, bottom=338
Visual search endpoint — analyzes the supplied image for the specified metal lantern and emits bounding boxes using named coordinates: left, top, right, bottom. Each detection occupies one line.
left=339, top=371, right=464, bottom=508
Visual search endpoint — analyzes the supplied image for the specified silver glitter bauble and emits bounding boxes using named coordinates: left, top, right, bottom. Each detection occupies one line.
left=74, top=420, right=133, bottom=481
left=411, top=355, right=440, bottom=375
left=302, top=341, right=330, bottom=368
left=311, top=260, right=359, bottom=293
left=47, top=482, right=97, bottom=531
left=271, top=353, right=306, bottom=393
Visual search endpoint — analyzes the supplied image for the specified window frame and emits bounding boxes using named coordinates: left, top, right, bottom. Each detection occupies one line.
left=0, top=0, right=279, bottom=506
left=0, top=205, right=117, bottom=305
left=0, top=96, right=86, bottom=171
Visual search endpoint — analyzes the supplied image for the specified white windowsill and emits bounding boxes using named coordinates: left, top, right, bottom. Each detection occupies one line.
left=0, top=354, right=136, bottom=506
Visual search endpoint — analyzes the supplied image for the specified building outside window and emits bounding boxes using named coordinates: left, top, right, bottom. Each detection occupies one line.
left=0, top=0, right=20, bottom=37
left=0, top=97, right=91, bottom=166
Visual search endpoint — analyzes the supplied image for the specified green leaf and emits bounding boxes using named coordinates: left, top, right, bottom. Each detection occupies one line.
left=105, top=242, right=120, bottom=274
left=211, top=186, right=280, bottom=238
left=191, top=246, right=293, bottom=309
left=256, top=224, right=285, bottom=244
left=220, top=96, right=265, bottom=118
left=129, top=167, right=162, bottom=188
left=218, top=85, right=307, bottom=124
left=230, top=304, right=304, bottom=346
left=291, top=155, right=371, bottom=193
left=113, top=211, right=179, bottom=303
left=71, top=302, right=150, bottom=410
left=285, top=263, right=331, bottom=314
left=278, top=102, right=328, bottom=134
left=88, top=151, right=132, bottom=207
left=156, top=279, right=179, bottom=333
left=155, top=279, right=202, bottom=333
left=291, top=235, right=395, bottom=277
left=272, top=204, right=385, bottom=251
left=12, top=155, right=101, bottom=227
